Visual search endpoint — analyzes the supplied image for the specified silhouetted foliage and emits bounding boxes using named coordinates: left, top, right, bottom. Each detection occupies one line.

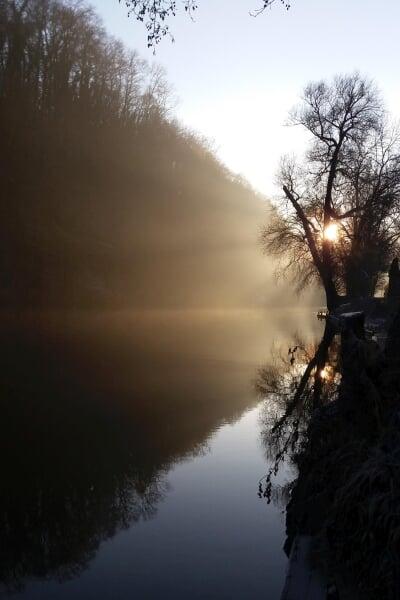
left=120, top=0, right=293, bottom=46
left=0, top=0, right=265, bottom=309
left=262, top=74, right=400, bottom=308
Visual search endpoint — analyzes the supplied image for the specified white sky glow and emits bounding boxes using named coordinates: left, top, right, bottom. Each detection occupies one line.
left=92, top=0, right=400, bottom=198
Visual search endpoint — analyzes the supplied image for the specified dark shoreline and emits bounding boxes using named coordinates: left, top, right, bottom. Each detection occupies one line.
left=281, top=298, right=400, bottom=599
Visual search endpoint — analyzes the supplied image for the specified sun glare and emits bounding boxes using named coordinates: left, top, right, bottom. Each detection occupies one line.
left=324, top=222, right=338, bottom=242
left=319, top=367, right=328, bottom=380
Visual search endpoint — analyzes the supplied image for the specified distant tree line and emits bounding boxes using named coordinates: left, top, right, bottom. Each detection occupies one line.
left=0, top=0, right=265, bottom=309
left=1, top=0, right=171, bottom=120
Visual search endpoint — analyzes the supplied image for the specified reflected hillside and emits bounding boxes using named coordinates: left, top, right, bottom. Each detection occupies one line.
left=0, top=309, right=315, bottom=592
left=1, top=323, right=168, bottom=592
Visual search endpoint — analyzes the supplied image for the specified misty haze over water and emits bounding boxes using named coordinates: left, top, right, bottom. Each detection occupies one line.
left=0, top=308, right=322, bottom=599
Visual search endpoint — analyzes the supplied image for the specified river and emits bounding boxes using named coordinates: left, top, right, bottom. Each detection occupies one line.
left=0, top=308, right=322, bottom=599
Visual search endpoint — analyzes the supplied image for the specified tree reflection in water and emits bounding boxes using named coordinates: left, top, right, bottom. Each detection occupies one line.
left=256, top=323, right=339, bottom=505
left=0, top=318, right=213, bottom=594
left=0, top=310, right=324, bottom=594
left=0, top=378, right=169, bottom=593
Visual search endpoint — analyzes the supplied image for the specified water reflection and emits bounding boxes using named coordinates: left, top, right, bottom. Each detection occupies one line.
left=257, top=322, right=339, bottom=505
left=0, top=330, right=170, bottom=592
left=0, top=308, right=326, bottom=598
left=1, top=309, right=319, bottom=596
left=258, top=311, right=400, bottom=598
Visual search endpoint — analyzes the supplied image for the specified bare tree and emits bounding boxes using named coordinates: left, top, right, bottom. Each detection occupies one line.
left=337, top=124, right=400, bottom=296
left=262, top=74, right=400, bottom=310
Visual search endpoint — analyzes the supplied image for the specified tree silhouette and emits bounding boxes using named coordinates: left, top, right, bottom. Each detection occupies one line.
left=262, top=74, right=400, bottom=309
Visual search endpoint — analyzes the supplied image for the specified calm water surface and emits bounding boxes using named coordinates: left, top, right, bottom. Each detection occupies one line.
left=0, top=309, right=322, bottom=599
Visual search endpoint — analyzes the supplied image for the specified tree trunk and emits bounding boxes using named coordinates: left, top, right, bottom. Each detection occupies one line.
left=283, top=185, right=340, bottom=311
left=323, top=274, right=339, bottom=312
left=321, top=239, right=339, bottom=311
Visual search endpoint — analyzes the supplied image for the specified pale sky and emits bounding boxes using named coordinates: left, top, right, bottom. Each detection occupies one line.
left=92, top=0, right=400, bottom=198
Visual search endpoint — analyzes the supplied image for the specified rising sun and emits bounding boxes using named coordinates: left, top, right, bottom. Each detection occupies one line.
left=324, top=222, right=338, bottom=242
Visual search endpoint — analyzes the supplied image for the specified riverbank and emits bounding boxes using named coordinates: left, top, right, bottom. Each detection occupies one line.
left=280, top=297, right=400, bottom=599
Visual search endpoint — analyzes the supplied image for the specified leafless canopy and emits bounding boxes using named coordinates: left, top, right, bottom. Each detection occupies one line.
left=262, top=74, right=400, bottom=305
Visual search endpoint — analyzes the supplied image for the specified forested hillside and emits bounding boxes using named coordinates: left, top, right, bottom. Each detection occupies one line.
left=0, top=0, right=269, bottom=308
